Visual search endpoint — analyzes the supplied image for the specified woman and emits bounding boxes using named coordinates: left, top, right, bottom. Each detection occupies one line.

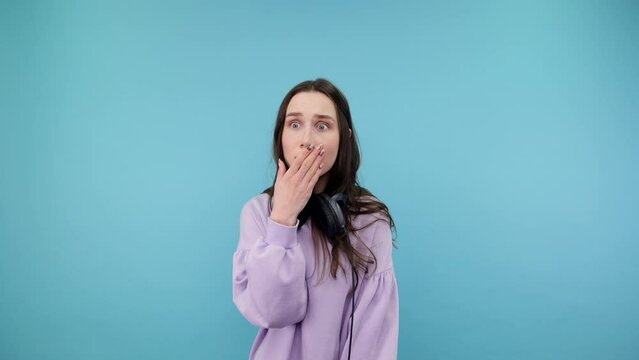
left=233, top=78, right=399, bottom=360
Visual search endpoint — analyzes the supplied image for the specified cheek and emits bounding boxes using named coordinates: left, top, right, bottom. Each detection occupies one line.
left=281, top=135, right=297, bottom=154
left=326, top=146, right=340, bottom=164
left=281, top=134, right=294, bottom=149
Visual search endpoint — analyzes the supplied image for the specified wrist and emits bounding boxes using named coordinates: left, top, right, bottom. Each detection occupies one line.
left=270, top=210, right=297, bottom=226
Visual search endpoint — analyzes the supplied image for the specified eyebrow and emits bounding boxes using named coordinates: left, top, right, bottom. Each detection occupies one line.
left=285, top=112, right=335, bottom=123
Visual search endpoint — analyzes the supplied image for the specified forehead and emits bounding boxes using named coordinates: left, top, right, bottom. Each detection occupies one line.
left=286, top=91, right=336, bottom=117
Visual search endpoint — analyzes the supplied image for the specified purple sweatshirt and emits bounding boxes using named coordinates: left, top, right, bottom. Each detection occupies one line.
left=233, top=193, right=399, bottom=360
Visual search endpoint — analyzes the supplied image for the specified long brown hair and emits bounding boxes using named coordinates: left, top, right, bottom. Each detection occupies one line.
left=262, top=78, right=397, bottom=284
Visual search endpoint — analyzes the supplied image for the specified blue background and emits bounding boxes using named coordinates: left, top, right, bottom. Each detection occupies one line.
left=1, top=1, right=638, bottom=359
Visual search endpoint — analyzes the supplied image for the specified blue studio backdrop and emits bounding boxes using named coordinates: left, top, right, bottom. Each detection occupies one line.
left=1, top=1, right=638, bottom=359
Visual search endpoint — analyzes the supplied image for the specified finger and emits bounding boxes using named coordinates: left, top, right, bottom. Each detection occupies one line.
left=290, top=144, right=314, bottom=173
left=305, top=160, right=324, bottom=193
left=302, top=147, right=324, bottom=184
left=276, top=158, right=286, bottom=181
left=297, top=144, right=323, bottom=179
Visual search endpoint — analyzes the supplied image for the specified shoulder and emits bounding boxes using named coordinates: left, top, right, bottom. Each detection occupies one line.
left=240, top=193, right=272, bottom=217
left=237, top=193, right=273, bottom=250
left=349, top=211, right=394, bottom=276
left=350, top=212, right=391, bottom=245
left=239, top=193, right=273, bottom=230
left=350, top=194, right=390, bottom=228
left=349, top=195, right=393, bottom=248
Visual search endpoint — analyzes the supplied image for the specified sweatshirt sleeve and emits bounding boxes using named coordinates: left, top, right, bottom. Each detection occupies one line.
left=232, top=199, right=308, bottom=329
left=347, top=218, right=399, bottom=360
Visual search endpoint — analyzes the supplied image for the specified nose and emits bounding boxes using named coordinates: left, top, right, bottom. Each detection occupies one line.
left=300, top=128, right=315, bottom=148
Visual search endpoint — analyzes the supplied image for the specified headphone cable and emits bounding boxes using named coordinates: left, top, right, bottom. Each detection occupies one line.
left=347, top=265, right=358, bottom=360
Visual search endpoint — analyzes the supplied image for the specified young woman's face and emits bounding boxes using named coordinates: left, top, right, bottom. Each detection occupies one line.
left=282, top=91, right=341, bottom=180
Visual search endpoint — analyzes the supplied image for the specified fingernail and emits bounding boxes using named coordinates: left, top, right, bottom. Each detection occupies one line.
left=319, top=149, right=325, bottom=156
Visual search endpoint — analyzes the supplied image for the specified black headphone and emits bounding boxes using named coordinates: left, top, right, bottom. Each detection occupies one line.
left=297, top=192, right=358, bottom=360
left=298, top=192, right=347, bottom=238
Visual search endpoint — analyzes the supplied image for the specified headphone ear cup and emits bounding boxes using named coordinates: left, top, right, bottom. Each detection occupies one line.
left=316, top=193, right=346, bottom=239
left=313, top=193, right=336, bottom=239
left=329, top=193, right=347, bottom=236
